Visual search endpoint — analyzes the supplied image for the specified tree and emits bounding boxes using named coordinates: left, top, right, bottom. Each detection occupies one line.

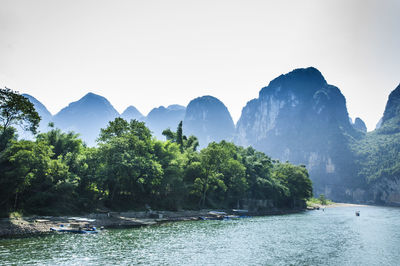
left=272, top=163, right=313, bottom=207
left=0, top=88, right=40, bottom=136
left=162, top=121, right=199, bottom=152
left=96, top=118, right=163, bottom=208
left=0, top=140, right=74, bottom=214
left=176, top=121, right=183, bottom=148
left=319, top=194, right=327, bottom=205
left=153, top=140, right=186, bottom=209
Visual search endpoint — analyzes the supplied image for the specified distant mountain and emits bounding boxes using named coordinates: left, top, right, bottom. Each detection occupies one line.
left=183, top=96, right=235, bottom=148
left=236, top=67, right=362, bottom=200
left=20, top=94, right=53, bottom=138
left=167, top=104, right=186, bottom=111
left=16, top=79, right=400, bottom=205
left=145, top=105, right=186, bottom=140
left=121, top=106, right=144, bottom=122
left=53, top=92, right=119, bottom=146
left=352, top=117, right=367, bottom=133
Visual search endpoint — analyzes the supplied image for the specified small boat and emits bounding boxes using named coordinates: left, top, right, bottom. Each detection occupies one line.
left=199, top=211, right=227, bottom=220
left=199, top=210, right=251, bottom=220
left=50, top=223, right=98, bottom=234
left=68, top=217, right=96, bottom=223
left=199, top=216, right=225, bottom=221
left=232, top=209, right=252, bottom=218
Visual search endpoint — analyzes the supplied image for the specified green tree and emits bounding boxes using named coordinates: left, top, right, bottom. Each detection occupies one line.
left=239, top=147, right=274, bottom=200
left=162, top=121, right=199, bottom=152
left=36, top=127, right=96, bottom=210
left=273, top=163, right=313, bottom=207
left=153, top=140, right=186, bottom=209
left=96, top=118, right=163, bottom=208
left=0, top=140, right=76, bottom=215
left=319, top=194, right=327, bottom=205
left=0, top=88, right=40, bottom=136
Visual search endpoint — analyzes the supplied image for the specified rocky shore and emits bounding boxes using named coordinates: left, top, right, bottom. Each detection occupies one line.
left=0, top=208, right=306, bottom=238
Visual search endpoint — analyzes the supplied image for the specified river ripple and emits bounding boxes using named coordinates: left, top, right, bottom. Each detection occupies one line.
left=1, top=206, right=400, bottom=265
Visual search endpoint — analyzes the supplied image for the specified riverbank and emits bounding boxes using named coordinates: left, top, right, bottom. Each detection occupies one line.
left=307, top=202, right=369, bottom=210
left=0, top=208, right=304, bottom=238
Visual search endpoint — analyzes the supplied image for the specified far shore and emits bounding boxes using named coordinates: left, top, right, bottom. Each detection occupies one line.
left=1, top=203, right=384, bottom=238
left=309, top=202, right=371, bottom=209
left=306, top=201, right=373, bottom=210
left=326, top=202, right=369, bottom=208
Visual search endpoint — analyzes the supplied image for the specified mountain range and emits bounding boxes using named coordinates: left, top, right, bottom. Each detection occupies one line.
left=21, top=67, right=400, bottom=205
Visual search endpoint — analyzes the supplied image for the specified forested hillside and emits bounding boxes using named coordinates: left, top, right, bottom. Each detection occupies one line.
left=351, top=84, right=400, bottom=204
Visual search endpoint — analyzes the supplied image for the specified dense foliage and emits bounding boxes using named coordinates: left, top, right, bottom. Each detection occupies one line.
left=0, top=92, right=313, bottom=216
left=351, top=115, right=400, bottom=198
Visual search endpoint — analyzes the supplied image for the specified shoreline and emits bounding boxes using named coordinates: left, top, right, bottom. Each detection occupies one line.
left=0, top=208, right=304, bottom=238
left=1, top=203, right=379, bottom=238
left=307, top=202, right=372, bottom=210
left=325, top=202, right=369, bottom=208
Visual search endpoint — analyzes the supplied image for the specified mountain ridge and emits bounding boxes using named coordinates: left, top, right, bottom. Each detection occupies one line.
left=16, top=68, right=400, bottom=205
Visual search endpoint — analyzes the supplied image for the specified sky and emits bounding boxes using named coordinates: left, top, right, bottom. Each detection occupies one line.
left=1, top=0, right=399, bottom=131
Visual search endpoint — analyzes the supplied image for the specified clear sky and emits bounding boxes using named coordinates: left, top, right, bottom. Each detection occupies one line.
left=1, top=0, right=399, bottom=131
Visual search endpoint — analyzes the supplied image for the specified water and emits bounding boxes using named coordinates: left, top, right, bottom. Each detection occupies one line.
left=1, top=206, right=400, bottom=265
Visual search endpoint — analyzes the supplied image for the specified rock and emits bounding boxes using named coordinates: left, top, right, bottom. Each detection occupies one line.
left=235, top=67, right=361, bottom=200
left=352, top=117, right=367, bottom=133
left=382, top=84, right=400, bottom=125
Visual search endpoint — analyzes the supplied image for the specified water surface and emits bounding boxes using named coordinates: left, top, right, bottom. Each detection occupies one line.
left=1, top=206, right=399, bottom=265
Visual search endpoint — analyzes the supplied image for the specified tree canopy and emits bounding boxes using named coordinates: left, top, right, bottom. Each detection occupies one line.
left=0, top=117, right=313, bottom=216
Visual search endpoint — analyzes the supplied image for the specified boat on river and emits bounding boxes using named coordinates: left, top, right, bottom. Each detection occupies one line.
left=50, top=223, right=98, bottom=234
left=199, top=211, right=227, bottom=220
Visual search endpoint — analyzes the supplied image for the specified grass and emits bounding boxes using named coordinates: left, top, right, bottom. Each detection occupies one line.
left=9, top=211, right=23, bottom=219
left=306, top=196, right=334, bottom=207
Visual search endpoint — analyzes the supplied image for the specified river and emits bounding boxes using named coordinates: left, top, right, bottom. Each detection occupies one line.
left=1, top=206, right=400, bottom=265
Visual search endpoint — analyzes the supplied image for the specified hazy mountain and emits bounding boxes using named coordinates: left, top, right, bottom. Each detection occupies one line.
left=167, top=104, right=186, bottom=111
left=121, top=106, right=144, bottom=122
left=16, top=79, right=400, bottom=205
left=352, top=117, right=367, bottom=133
left=236, top=67, right=362, bottom=200
left=53, top=92, right=119, bottom=146
left=145, top=105, right=186, bottom=140
left=20, top=94, right=53, bottom=138
left=183, top=95, right=235, bottom=148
